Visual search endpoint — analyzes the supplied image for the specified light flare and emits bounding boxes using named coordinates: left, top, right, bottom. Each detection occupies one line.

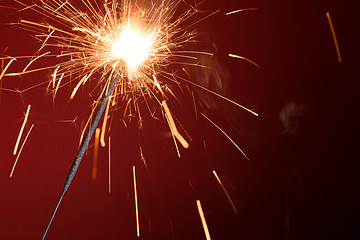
left=111, top=27, right=153, bottom=69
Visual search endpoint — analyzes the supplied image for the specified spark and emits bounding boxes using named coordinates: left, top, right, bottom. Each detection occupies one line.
left=13, top=105, right=31, bottom=156
left=201, top=113, right=249, bottom=160
left=4, top=65, right=57, bottom=77
left=133, top=166, right=140, bottom=237
left=162, top=100, right=189, bottom=150
left=140, top=146, right=148, bottom=171
left=93, top=128, right=101, bottom=179
left=54, top=73, right=64, bottom=98
left=229, top=53, right=260, bottom=69
left=22, top=52, right=50, bottom=73
left=108, top=136, right=111, bottom=193
left=100, top=95, right=111, bottom=147
left=0, top=58, right=16, bottom=81
left=191, top=90, right=198, bottom=121
left=196, top=199, right=212, bottom=240
left=326, top=11, right=342, bottom=63
left=226, top=8, right=259, bottom=16
left=70, top=74, right=87, bottom=100
left=55, top=116, right=78, bottom=124
left=52, top=66, right=60, bottom=89
left=10, top=124, right=35, bottom=178
left=112, top=28, right=153, bottom=69
left=212, top=170, right=238, bottom=214
left=38, top=29, right=55, bottom=53
left=123, top=97, right=132, bottom=117
left=177, top=75, right=258, bottom=116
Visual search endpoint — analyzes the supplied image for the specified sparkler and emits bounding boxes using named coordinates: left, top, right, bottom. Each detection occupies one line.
left=326, top=11, right=342, bottom=63
left=1, top=0, right=259, bottom=239
left=42, top=73, right=119, bottom=240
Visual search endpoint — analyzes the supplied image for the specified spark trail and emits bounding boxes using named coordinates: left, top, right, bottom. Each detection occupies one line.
left=326, top=11, right=342, bottom=63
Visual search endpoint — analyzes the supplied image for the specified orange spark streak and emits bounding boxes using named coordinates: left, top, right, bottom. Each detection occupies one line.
left=52, top=66, right=60, bottom=89
left=10, top=124, right=34, bottom=178
left=191, top=90, right=198, bottom=121
left=133, top=166, right=140, bottom=237
left=123, top=98, right=132, bottom=117
left=203, top=140, right=207, bottom=152
left=92, top=128, right=100, bottom=179
left=13, top=105, right=31, bottom=155
left=201, top=113, right=249, bottom=160
left=326, top=12, right=342, bottom=63
left=38, top=29, right=55, bottom=52
left=226, top=8, right=259, bottom=15
left=164, top=107, right=182, bottom=157
left=0, top=58, right=16, bottom=81
left=70, top=74, right=86, bottom=99
left=100, top=95, right=111, bottom=147
left=54, top=73, right=64, bottom=98
left=5, top=65, right=59, bottom=77
left=139, top=146, right=148, bottom=170
left=162, top=101, right=189, bottom=149
left=196, top=200, right=211, bottom=240
left=212, top=170, right=238, bottom=214
left=22, top=52, right=50, bottom=72
left=108, top=136, right=111, bottom=193
left=228, top=53, right=260, bottom=68
left=20, top=19, right=74, bottom=38
left=174, top=75, right=258, bottom=116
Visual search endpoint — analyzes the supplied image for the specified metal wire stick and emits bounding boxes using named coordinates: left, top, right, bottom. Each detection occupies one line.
left=42, top=75, right=119, bottom=240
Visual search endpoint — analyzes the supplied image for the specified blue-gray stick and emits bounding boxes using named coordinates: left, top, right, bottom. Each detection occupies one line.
left=42, top=75, right=119, bottom=240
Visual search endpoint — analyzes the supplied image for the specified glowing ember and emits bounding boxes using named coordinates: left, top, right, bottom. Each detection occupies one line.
left=112, top=28, right=153, bottom=69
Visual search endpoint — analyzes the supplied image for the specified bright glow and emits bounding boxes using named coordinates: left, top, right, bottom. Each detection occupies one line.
left=112, top=29, right=152, bottom=69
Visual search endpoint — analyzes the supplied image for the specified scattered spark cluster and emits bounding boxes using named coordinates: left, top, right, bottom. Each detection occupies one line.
left=0, top=0, right=346, bottom=239
left=0, top=0, right=263, bottom=239
left=5, top=0, right=200, bottom=129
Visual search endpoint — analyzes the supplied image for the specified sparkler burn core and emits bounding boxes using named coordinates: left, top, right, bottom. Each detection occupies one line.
left=111, top=27, right=153, bottom=69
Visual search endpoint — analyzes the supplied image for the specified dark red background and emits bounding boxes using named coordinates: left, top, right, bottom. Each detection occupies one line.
left=1, top=0, right=359, bottom=239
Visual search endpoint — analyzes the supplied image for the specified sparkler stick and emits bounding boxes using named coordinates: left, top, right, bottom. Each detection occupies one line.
left=42, top=74, right=119, bottom=240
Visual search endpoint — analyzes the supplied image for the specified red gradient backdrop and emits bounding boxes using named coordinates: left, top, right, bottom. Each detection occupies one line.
left=1, top=0, right=359, bottom=240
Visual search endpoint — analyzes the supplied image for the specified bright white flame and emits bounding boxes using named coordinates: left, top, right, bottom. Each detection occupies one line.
left=112, top=29, right=152, bottom=69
